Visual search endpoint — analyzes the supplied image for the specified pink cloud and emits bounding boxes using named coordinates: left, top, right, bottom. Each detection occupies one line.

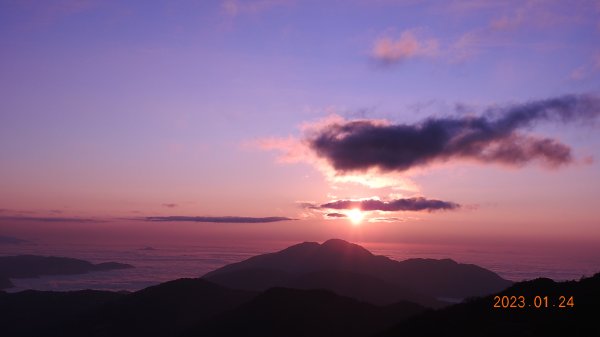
left=371, top=30, right=439, bottom=65
left=254, top=115, right=421, bottom=191
left=254, top=136, right=311, bottom=164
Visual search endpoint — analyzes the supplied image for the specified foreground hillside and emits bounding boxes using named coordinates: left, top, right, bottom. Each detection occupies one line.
left=378, top=272, right=600, bottom=337
left=1, top=273, right=598, bottom=337
left=0, top=278, right=425, bottom=337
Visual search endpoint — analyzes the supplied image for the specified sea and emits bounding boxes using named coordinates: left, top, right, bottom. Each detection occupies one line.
left=2, top=240, right=599, bottom=293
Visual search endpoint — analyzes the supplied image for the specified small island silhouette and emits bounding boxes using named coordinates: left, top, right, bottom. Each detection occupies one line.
left=139, top=246, right=157, bottom=251
left=0, top=255, right=134, bottom=290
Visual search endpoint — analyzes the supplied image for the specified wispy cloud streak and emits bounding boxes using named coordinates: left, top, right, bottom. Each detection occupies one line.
left=144, top=216, right=295, bottom=223
left=0, top=216, right=100, bottom=223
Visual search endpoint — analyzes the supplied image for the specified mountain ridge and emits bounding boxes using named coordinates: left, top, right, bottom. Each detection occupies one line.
left=203, top=238, right=512, bottom=305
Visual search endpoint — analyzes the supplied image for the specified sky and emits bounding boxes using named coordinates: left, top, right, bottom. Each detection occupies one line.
left=1, top=0, right=600, bottom=246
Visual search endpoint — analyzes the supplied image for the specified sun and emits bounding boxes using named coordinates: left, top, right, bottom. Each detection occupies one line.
left=347, top=208, right=364, bottom=226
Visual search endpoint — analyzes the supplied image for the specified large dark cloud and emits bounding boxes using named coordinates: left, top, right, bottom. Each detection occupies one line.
left=321, top=197, right=459, bottom=212
left=307, top=94, right=599, bottom=172
left=144, top=216, right=295, bottom=223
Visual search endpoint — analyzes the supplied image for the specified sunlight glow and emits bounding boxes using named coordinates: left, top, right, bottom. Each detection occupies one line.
left=347, top=208, right=364, bottom=226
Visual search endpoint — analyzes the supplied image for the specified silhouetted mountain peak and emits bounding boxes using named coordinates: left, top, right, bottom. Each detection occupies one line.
left=204, top=239, right=513, bottom=303
left=272, top=239, right=373, bottom=260
left=322, top=238, right=354, bottom=246
left=320, top=238, right=374, bottom=258
left=277, top=241, right=320, bottom=256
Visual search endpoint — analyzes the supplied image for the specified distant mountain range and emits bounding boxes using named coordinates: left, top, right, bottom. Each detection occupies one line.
left=0, top=239, right=597, bottom=337
left=0, top=255, right=134, bottom=290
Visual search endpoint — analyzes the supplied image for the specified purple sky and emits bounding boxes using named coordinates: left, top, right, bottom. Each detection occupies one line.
left=1, top=0, right=599, bottom=245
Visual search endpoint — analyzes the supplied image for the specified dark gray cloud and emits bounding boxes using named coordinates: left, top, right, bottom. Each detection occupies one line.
left=144, top=216, right=295, bottom=223
left=321, top=197, right=459, bottom=212
left=298, top=202, right=321, bottom=210
left=370, top=217, right=404, bottom=222
left=162, top=203, right=178, bottom=208
left=307, top=94, right=599, bottom=172
left=326, top=212, right=348, bottom=218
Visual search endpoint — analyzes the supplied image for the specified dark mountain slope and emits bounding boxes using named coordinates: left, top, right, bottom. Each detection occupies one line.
left=186, top=287, right=426, bottom=337
left=0, top=276, right=13, bottom=289
left=285, top=270, right=443, bottom=307
left=377, top=272, right=600, bottom=337
left=205, top=267, right=291, bottom=291
left=64, top=278, right=257, bottom=337
left=0, top=289, right=124, bottom=337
